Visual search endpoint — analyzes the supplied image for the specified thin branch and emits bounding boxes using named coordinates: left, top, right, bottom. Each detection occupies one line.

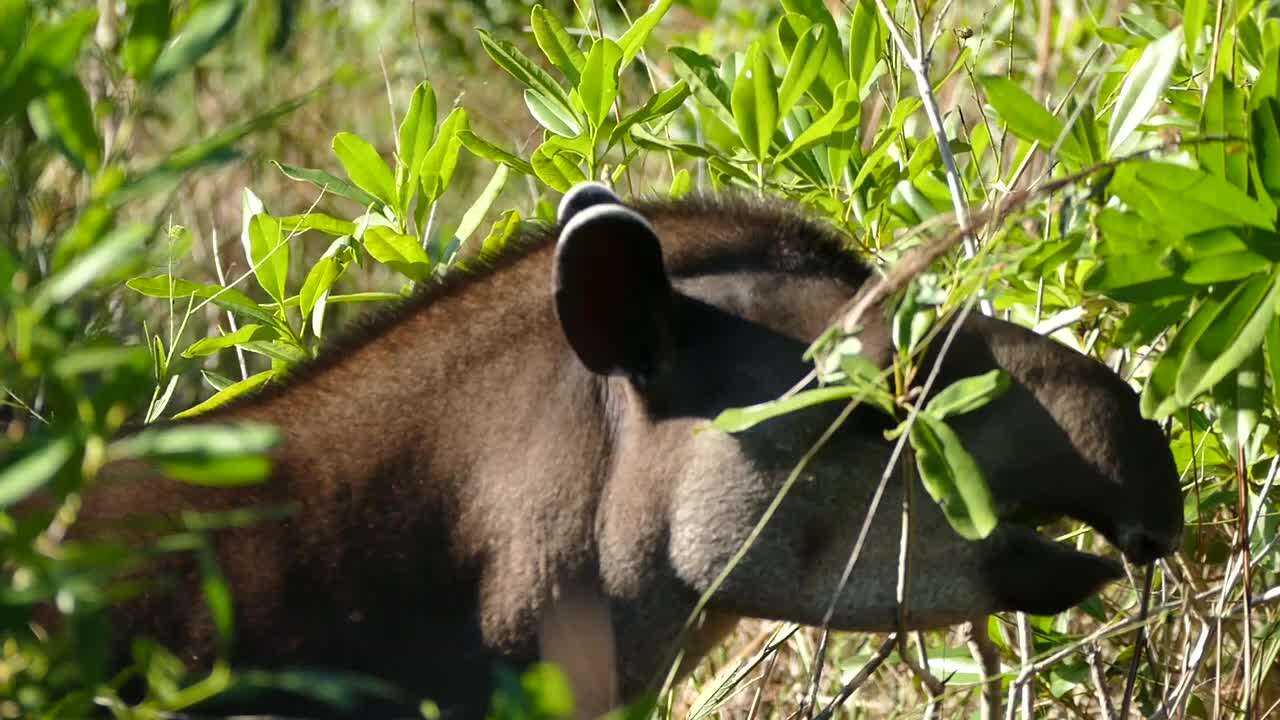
left=1118, top=564, right=1155, bottom=719
left=1087, top=646, right=1117, bottom=720
left=813, top=634, right=898, bottom=720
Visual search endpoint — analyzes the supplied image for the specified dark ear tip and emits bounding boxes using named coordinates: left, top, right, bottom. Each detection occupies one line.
left=557, top=182, right=622, bottom=225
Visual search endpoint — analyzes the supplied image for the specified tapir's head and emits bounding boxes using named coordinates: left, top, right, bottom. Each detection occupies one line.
left=550, top=182, right=1183, bottom=635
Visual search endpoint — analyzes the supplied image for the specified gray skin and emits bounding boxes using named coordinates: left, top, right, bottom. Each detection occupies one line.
left=56, top=184, right=1183, bottom=718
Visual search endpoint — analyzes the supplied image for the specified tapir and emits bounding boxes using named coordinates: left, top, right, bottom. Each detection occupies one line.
left=44, top=182, right=1183, bottom=718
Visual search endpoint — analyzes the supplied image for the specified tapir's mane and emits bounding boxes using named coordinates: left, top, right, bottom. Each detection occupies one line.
left=235, top=193, right=869, bottom=404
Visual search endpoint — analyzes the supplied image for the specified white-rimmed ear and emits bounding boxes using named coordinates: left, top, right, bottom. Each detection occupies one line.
left=557, top=181, right=622, bottom=225
left=553, top=203, right=672, bottom=378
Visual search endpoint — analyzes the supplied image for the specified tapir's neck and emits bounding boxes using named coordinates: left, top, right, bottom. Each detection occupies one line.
left=203, top=243, right=622, bottom=703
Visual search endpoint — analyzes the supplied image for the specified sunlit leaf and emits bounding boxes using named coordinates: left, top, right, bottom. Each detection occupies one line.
left=711, top=386, right=862, bottom=433
left=363, top=226, right=432, bottom=281
left=618, top=0, right=675, bottom=67
left=173, top=370, right=277, bottom=419
left=457, top=129, right=534, bottom=177
left=1107, top=29, right=1181, bottom=152
left=332, top=132, right=397, bottom=208
left=909, top=413, right=998, bottom=540
left=980, top=75, right=1086, bottom=163
left=182, top=324, right=279, bottom=358
left=579, top=38, right=623, bottom=130
left=151, top=0, right=244, bottom=83
left=0, top=437, right=75, bottom=510
left=272, top=161, right=380, bottom=207
left=925, top=370, right=1011, bottom=420
left=531, top=4, right=584, bottom=86
left=123, top=0, right=170, bottom=78
left=1175, top=269, right=1280, bottom=403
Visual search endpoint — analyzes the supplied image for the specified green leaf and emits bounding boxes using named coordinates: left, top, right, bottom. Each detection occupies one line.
left=1175, top=269, right=1280, bottom=403
left=173, top=370, right=277, bottom=419
left=332, top=132, right=397, bottom=208
left=847, top=0, right=881, bottom=94
left=126, top=275, right=282, bottom=327
left=0, top=437, right=75, bottom=510
left=476, top=28, right=575, bottom=112
left=777, top=82, right=860, bottom=163
left=531, top=4, right=584, bottom=86
left=109, top=421, right=279, bottom=464
left=711, top=386, right=862, bottom=433
left=618, top=0, right=675, bottom=66
left=239, top=339, right=309, bottom=365
left=271, top=161, right=380, bottom=207
left=197, top=543, right=235, bottom=645
left=1197, top=74, right=1248, bottom=189
left=1254, top=99, right=1280, bottom=197
left=182, top=324, right=279, bottom=358
left=0, top=0, right=29, bottom=74
left=421, top=107, right=469, bottom=201
left=0, top=10, right=96, bottom=126
left=123, top=0, right=171, bottom=78
left=531, top=142, right=586, bottom=192
left=454, top=164, right=509, bottom=247
left=1107, top=29, right=1182, bottom=153
left=299, top=255, right=343, bottom=323
left=246, top=211, right=288, bottom=306
left=1184, top=0, right=1207, bottom=52
left=33, top=224, right=149, bottom=307
left=777, top=3, right=845, bottom=105
left=1183, top=251, right=1271, bottom=284
left=151, top=0, right=244, bottom=84
left=1110, top=162, right=1276, bottom=235
left=479, top=209, right=522, bottom=257
left=1264, top=315, right=1280, bottom=413
left=1083, top=252, right=1189, bottom=302
left=980, top=75, right=1085, bottom=163
left=732, top=42, right=779, bottom=163
left=525, top=88, right=582, bottom=138
left=51, top=345, right=150, bottom=378
left=670, top=47, right=735, bottom=127
left=397, top=80, right=437, bottom=211
left=110, top=422, right=279, bottom=485
left=909, top=413, right=999, bottom=540
left=28, top=74, right=100, bottom=173
left=925, top=370, right=1012, bottom=420
left=669, top=168, right=693, bottom=199
left=608, top=81, right=690, bottom=149
left=778, top=25, right=828, bottom=116
left=363, top=226, right=432, bottom=281
left=457, top=129, right=534, bottom=177
left=277, top=212, right=357, bottom=237
left=579, top=38, right=623, bottom=130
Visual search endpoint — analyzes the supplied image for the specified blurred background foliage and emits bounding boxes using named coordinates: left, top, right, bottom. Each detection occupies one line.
left=3, top=0, right=1280, bottom=718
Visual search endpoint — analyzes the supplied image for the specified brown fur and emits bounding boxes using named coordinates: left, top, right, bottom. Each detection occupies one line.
left=47, top=192, right=1182, bottom=718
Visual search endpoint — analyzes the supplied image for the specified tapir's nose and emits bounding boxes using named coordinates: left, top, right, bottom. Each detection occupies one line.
left=1117, top=524, right=1181, bottom=565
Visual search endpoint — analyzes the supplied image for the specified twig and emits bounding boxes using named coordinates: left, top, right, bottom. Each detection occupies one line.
left=813, top=634, right=898, bottom=720
left=1015, top=613, right=1035, bottom=719
left=964, top=620, right=1002, bottom=720
left=868, top=0, right=984, bottom=277
left=1118, top=564, right=1155, bottom=719
left=1087, top=646, right=1117, bottom=720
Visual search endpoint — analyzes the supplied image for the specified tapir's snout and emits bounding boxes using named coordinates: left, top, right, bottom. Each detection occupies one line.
left=1117, top=523, right=1181, bottom=565
left=940, top=314, right=1185, bottom=571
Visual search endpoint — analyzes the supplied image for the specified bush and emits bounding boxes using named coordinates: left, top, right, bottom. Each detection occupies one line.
left=3, top=0, right=1279, bottom=718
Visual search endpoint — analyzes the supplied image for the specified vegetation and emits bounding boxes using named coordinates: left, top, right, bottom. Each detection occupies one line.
left=2, top=0, right=1278, bottom=717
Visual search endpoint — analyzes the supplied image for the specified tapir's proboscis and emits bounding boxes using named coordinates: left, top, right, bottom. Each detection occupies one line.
left=40, top=184, right=1183, bottom=718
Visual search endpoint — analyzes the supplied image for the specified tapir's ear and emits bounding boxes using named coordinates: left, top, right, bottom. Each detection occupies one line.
left=553, top=187, right=671, bottom=378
